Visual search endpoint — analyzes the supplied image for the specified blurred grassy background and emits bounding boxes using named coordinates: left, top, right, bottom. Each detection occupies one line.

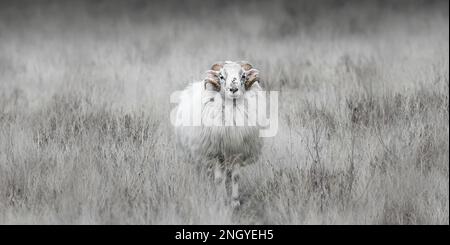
left=0, top=0, right=448, bottom=224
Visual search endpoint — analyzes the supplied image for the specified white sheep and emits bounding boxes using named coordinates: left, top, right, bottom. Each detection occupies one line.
left=174, top=61, right=263, bottom=207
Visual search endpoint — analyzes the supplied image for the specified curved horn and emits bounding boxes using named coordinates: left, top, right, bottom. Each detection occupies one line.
left=204, top=70, right=221, bottom=91
left=204, top=62, right=223, bottom=91
left=240, top=62, right=259, bottom=90
left=240, top=61, right=253, bottom=71
left=211, top=62, right=223, bottom=71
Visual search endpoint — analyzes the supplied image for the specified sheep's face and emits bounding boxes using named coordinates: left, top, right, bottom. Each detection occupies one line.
left=219, top=63, right=246, bottom=100
left=204, top=61, right=259, bottom=100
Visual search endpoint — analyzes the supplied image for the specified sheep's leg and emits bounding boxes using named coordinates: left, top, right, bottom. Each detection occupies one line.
left=214, top=164, right=224, bottom=186
left=214, top=163, right=229, bottom=204
left=224, top=168, right=232, bottom=199
left=231, top=166, right=240, bottom=208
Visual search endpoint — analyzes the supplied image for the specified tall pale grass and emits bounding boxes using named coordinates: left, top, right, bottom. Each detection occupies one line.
left=0, top=0, right=448, bottom=224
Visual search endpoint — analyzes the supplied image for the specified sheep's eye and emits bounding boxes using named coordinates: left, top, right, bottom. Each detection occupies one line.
left=241, top=74, right=246, bottom=80
left=219, top=74, right=225, bottom=80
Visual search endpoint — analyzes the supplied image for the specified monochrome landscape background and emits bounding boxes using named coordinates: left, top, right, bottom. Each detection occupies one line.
left=0, top=0, right=448, bottom=224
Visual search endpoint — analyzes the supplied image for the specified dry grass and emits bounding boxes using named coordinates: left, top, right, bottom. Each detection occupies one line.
left=0, top=0, right=448, bottom=224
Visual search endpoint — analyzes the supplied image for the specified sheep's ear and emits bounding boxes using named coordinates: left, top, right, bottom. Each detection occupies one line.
left=240, top=61, right=253, bottom=71
left=204, top=70, right=220, bottom=91
left=211, top=62, right=223, bottom=71
left=244, top=68, right=259, bottom=90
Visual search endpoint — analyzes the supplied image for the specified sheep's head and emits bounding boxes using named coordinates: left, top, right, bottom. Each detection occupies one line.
left=204, top=61, right=259, bottom=100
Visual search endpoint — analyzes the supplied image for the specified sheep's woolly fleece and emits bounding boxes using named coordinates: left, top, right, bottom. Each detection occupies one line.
left=174, top=64, right=263, bottom=167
